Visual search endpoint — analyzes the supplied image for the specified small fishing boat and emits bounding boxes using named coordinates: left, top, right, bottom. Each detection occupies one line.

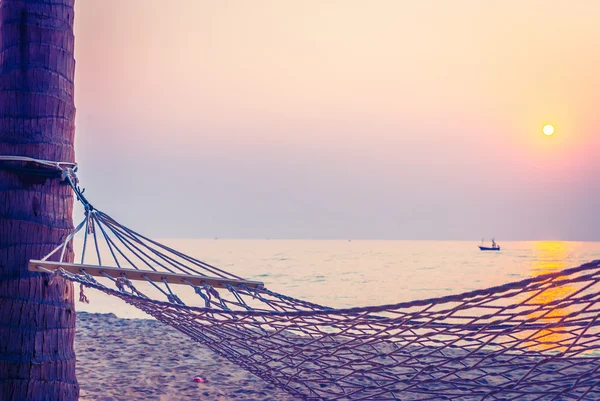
left=479, top=238, right=500, bottom=251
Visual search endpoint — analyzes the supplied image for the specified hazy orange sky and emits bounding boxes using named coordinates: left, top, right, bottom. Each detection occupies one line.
left=72, top=1, right=600, bottom=240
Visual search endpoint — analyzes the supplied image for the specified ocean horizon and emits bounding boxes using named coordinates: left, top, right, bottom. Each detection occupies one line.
left=76, top=239, right=600, bottom=319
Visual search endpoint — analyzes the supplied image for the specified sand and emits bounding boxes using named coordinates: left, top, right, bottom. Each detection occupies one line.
left=75, top=312, right=295, bottom=401
left=75, top=312, right=600, bottom=401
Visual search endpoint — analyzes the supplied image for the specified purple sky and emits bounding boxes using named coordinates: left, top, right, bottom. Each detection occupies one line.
left=72, top=1, right=600, bottom=240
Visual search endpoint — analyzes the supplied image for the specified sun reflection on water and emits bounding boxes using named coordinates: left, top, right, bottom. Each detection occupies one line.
left=525, top=241, right=575, bottom=352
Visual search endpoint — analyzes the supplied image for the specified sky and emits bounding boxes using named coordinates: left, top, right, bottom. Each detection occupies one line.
left=72, top=0, right=600, bottom=240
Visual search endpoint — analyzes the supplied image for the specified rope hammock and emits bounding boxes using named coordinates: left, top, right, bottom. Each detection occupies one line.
left=4, top=156, right=600, bottom=400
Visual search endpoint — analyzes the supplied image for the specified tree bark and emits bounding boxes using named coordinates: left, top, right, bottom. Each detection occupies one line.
left=0, top=0, right=78, bottom=399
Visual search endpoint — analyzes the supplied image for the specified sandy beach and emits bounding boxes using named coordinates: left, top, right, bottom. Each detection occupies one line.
left=75, top=312, right=295, bottom=401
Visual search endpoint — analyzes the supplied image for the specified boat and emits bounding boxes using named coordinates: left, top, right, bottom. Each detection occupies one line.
left=479, top=238, right=500, bottom=251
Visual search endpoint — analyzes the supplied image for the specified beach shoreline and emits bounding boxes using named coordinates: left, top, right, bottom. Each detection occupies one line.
left=75, top=312, right=295, bottom=401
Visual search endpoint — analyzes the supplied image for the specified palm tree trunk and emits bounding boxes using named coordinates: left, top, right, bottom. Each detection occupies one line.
left=0, top=0, right=78, bottom=399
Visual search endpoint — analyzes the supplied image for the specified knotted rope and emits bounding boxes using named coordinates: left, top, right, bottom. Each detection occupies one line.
left=79, top=283, right=89, bottom=304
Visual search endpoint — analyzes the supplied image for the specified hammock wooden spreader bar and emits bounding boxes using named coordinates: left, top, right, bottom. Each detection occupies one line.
left=28, top=260, right=264, bottom=289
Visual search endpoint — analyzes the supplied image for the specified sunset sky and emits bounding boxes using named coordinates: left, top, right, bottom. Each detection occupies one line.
left=72, top=1, right=600, bottom=240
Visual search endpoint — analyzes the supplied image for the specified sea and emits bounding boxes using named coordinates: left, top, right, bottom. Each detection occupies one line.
left=76, top=239, right=600, bottom=319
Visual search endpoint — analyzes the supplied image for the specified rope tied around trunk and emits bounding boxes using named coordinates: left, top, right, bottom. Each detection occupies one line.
left=0, top=155, right=77, bottom=178
left=0, top=154, right=94, bottom=210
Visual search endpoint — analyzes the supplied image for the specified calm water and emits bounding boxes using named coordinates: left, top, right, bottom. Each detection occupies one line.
left=77, top=240, right=600, bottom=319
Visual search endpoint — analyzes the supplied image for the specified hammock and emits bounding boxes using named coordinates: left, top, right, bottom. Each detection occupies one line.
left=8, top=159, right=600, bottom=400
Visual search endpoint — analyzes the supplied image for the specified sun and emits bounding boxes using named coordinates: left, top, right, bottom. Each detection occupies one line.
left=543, top=124, right=555, bottom=136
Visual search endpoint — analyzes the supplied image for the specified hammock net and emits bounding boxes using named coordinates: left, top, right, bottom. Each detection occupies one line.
left=29, top=179, right=600, bottom=400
